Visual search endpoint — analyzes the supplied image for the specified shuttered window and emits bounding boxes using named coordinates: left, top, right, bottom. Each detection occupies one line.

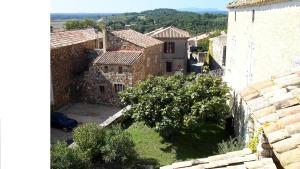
left=164, top=42, right=175, bottom=53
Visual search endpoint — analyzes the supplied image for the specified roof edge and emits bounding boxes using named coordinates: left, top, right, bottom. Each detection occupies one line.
left=227, top=0, right=289, bottom=9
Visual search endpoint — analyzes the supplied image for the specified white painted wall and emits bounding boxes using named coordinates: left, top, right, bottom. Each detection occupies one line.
left=225, top=1, right=300, bottom=91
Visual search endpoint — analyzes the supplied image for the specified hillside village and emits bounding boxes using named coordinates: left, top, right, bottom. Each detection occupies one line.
left=50, top=0, right=300, bottom=169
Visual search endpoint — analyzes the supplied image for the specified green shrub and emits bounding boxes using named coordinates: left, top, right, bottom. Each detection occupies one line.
left=73, top=124, right=137, bottom=168
left=119, top=73, right=230, bottom=138
left=247, top=127, right=263, bottom=152
left=64, top=19, right=98, bottom=30
left=197, top=38, right=209, bottom=52
left=101, top=125, right=138, bottom=168
left=214, top=137, right=245, bottom=155
left=51, top=142, right=90, bottom=169
left=73, top=123, right=106, bottom=161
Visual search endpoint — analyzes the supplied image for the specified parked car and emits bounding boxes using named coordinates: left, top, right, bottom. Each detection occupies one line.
left=51, top=112, right=78, bottom=131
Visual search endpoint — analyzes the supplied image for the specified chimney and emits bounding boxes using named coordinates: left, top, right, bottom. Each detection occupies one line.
left=102, top=27, right=107, bottom=53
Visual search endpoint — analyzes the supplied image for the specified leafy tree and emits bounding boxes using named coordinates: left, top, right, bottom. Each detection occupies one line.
left=72, top=124, right=137, bottom=168
left=197, top=30, right=222, bottom=52
left=73, top=123, right=106, bottom=161
left=197, top=38, right=210, bottom=52
left=103, top=9, right=227, bottom=35
left=51, top=142, right=90, bottom=169
left=119, top=73, right=230, bottom=137
left=64, top=19, right=98, bottom=30
left=101, top=125, right=137, bottom=168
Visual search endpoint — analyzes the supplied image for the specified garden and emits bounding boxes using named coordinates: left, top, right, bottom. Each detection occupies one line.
left=51, top=73, right=244, bottom=169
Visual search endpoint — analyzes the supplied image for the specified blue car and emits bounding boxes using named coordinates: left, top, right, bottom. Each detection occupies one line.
left=51, top=112, right=78, bottom=131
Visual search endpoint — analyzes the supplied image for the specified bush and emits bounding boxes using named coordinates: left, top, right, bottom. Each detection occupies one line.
left=247, top=127, right=263, bottom=152
left=101, top=125, right=138, bottom=168
left=64, top=19, right=98, bottom=30
left=51, top=142, right=90, bottom=169
left=73, top=123, right=106, bottom=161
left=197, top=38, right=209, bottom=52
left=119, top=73, right=230, bottom=138
left=214, top=137, right=244, bottom=155
left=73, top=124, right=137, bottom=168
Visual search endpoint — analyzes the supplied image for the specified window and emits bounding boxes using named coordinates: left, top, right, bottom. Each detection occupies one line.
left=99, top=85, right=105, bottom=93
left=104, top=66, right=109, bottom=73
left=118, top=66, right=123, bottom=74
left=147, top=57, right=150, bottom=67
left=252, top=10, right=255, bottom=23
left=164, top=42, right=175, bottom=53
left=222, top=46, right=227, bottom=66
left=114, top=84, right=125, bottom=93
left=234, top=11, right=237, bottom=22
left=166, top=62, right=173, bottom=72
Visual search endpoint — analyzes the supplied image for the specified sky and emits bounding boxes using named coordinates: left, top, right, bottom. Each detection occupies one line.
left=51, top=0, right=229, bottom=13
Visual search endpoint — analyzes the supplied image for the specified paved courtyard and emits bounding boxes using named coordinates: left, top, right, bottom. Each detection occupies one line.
left=51, top=102, right=121, bottom=144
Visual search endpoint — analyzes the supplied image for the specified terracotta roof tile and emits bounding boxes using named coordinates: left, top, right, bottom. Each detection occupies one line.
left=272, top=134, right=300, bottom=153
left=111, top=29, right=163, bottom=48
left=227, top=0, right=289, bottom=9
left=278, top=148, right=300, bottom=166
left=285, top=162, right=300, bottom=169
left=160, top=148, right=276, bottom=169
left=239, top=68, right=300, bottom=168
left=93, top=50, right=143, bottom=66
left=146, top=26, right=190, bottom=39
left=51, top=28, right=101, bottom=49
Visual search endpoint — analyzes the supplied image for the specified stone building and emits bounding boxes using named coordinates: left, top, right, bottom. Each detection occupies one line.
left=146, top=26, right=190, bottom=74
left=208, top=33, right=227, bottom=70
left=83, top=29, right=163, bottom=105
left=50, top=28, right=102, bottom=110
left=224, top=0, right=300, bottom=91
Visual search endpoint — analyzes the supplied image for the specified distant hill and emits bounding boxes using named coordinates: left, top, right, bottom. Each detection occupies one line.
left=105, top=9, right=228, bottom=35
left=51, top=13, right=122, bottom=20
left=51, top=9, right=228, bottom=35
left=178, top=8, right=228, bottom=15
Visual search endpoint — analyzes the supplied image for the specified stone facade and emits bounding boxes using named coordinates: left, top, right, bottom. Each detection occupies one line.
left=83, top=64, right=133, bottom=105
left=132, top=45, right=162, bottom=84
left=82, top=31, right=162, bottom=105
left=225, top=0, right=300, bottom=91
left=106, top=32, right=142, bottom=51
left=51, top=40, right=99, bottom=110
left=159, top=38, right=188, bottom=74
left=209, top=34, right=227, bottom=70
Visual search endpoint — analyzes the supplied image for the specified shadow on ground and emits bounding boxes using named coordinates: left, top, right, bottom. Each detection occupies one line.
left=160, top=122, right=229, bottom=161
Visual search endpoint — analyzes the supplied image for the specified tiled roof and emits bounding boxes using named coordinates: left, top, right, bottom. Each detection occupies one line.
left=160, top=148, right=276, bottom=169
left=93, top=50, right=143, bottom=66
left=51, top=28, right=102, bottom=49
left=227, top=0, right=289, bottom=9
left=146, top=26, right=190, bottom=39
left=240, top=67, right=300, bottom=169
left=111, top=29, right=163, bottom=48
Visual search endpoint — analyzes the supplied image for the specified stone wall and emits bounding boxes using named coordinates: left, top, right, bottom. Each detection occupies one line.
left=82, top=64, right=133, bottom=105
left=106, top=32, right=143, bottom=51
left=157, top=38, right=188, bottom=73
left=51, top=40, right=98, bottom=110
left=83, top=44, right=162, bottom=105
left=225, top=1, right=300, bottom=91
left=209, top=35, right=227, bottom=70
left=132, top=44, right=162, bottom=84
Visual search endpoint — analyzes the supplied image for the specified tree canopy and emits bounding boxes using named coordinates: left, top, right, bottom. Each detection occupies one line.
left=119, top=73, right=230, bottom=137
left=63, top=9, right=227, bottom=35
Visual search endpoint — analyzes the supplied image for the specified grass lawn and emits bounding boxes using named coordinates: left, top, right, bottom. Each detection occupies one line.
left=125, top=122, right=228, bottom=167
